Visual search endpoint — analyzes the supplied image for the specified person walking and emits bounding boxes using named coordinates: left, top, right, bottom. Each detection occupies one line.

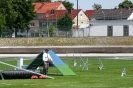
left=43, top=49, right=54, bottom=75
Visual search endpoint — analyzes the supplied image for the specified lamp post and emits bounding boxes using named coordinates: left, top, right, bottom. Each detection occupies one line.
left=46, top=14, right=49, bottom=37
left=77, top=0, right=79, bottom=37
left=77, top=0, right=78, bottom=29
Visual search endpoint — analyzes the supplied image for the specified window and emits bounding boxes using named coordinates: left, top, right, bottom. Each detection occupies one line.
left=80, top=14, right=83, bottom=18
left=37, top=14, right=43, bottom=19
left=42, top=23, right=46, bottom=26
left=30, top=23, right=34, bottom=27
left=107, top=26, right=113, bottom=36
left=123, top=25, right=129, bottom=36
left=60, top=7, right=62, bottom=10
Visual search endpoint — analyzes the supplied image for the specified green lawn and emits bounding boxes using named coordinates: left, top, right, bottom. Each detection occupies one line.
left=0, top=57, right=133, bottom=88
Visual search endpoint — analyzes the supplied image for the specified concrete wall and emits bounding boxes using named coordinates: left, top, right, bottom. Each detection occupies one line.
left=0, top=46, right=133, bottom=54
left=90, top=26, right=107, bottom=36
left=113, top=26, right=123, bottom=36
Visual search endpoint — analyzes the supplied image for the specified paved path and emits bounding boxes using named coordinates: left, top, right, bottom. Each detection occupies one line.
left=0, top=53, right=133, bottom=58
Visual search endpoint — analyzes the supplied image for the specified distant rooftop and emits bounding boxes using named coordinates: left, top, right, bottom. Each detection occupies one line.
left=33, top=2, right=62, bottom=13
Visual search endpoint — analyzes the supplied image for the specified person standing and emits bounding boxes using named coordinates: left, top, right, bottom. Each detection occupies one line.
left=43, top=49, right=54, bottom=75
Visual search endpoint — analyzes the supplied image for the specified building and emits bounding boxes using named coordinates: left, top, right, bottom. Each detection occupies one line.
left=40, top=9, right=89, bottom=28
left=84, top=10, right=96, bottom=19
left=89, top=20, right=133, bottom=36
left=72, top=8, right=133, bottom=37
left=39, top=9, right=89, bottom=36
left=91, top=8, right=133, bottom=20
left=29, top=2, right=66, bottom=37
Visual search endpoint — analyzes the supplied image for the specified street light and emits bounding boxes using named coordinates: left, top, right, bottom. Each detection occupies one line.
left=77, top=0, right=79, bottom=37
left=77, top=0, right=78, bottom=29
left=46, top=14, right=49, bottom=37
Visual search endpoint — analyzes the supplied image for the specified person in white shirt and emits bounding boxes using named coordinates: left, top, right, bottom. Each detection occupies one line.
left=43, top=49, right=54, bottom=75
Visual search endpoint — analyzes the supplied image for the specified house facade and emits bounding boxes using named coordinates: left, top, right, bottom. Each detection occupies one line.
left=70, top=8, right=133, bottom=37
left=72, top=20, right=133, bottom=37
left=28, top=2, right=66, bottom=37
left=38, top=9, right=89, bottom=36
left=72, top=9, right=89, bottom=29
left=89, top=20, right=133, bottom=36
left=28, top=5, right=133, bottom=37
left=39, top=9, right=89, bottom=28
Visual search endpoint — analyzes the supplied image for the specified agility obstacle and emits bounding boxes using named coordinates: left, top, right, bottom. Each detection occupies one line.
left=71, top=54, right=105, bottom=71
left=0, top=50, right=76, bottom=80
left=98, top=57, right=104, bottom=70
left=26, top=51, right=44, bottom=70
left=121, top=61, right=126, bottom=76
left=48, top=50, right=76, bottom=76
left=73, top=54, right=89, bottom=70
left=0, top=61, right=54, bottom=80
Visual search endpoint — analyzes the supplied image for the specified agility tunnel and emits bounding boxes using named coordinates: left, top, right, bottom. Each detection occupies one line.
left=0, top=70, right=42, bottom=79
left=0, top=60, right=53, bottom=80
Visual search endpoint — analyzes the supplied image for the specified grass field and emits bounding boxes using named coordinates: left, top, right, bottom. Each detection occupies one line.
left=0, top=57, right=133, bottom=88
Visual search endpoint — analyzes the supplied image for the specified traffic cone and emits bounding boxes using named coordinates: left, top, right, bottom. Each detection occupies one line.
left=39, top=75, right=46, bottom=79
left=31, top=75, right=38, bottom=79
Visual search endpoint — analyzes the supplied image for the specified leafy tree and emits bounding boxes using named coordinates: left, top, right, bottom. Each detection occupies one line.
left=92, top=3, right=102, bottom=10
left=0, top=0, right=17, bottom=36
left=0, top=14, right=5, bottom=35
left=0, top=0, right=36, bottom=37
left=49, top=25, right=55, bottom=37
left=118, top=0, right=133, bottom=8
left=59, top=0, right=74, bottom=9
left=12, top=0, right=36, bottom=37
left=57, top=13, right=72, bottom=31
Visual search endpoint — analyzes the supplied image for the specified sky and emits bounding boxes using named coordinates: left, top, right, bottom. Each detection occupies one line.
left=52, top=0, right=133, bottom=11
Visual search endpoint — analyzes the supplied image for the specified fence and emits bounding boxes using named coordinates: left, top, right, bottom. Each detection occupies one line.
left=1, top=20, right=133, bottom=38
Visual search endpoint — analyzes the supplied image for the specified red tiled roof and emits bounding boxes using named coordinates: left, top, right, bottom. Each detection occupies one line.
left=39, top=9, right=82, bottom=21
left=33, top=2, right=62, bottom=13
left=85, top=10, right=96, bottom=18
left=69, top=9, right=81, bottom=19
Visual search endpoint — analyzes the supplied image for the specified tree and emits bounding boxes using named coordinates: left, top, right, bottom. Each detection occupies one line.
left=118, top=0, right=133, bottom=8
left=0, top=0, right=36, bottom=37
left=49, top=25, right=55, bottom=37
left=0, top=0, right=17, bottom=36
left=0, top=14, right=5, bottom=35
left=57, top=13, right=72, bottom=31
left=59, top=0, right=74, bottom=9
left=92, top=3, right=102, bottom=10
left=12, top=0, right=36, bottom=37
